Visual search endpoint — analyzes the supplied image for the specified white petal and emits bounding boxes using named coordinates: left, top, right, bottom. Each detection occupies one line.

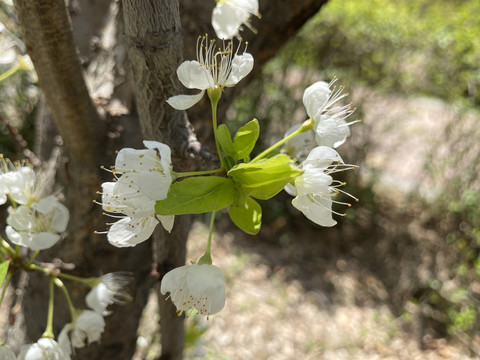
left=0, top=346, right=17, bottom=360
left=294, top=170, right=332, bottom=196
left=114, top=148, right=159, bottom=173
left=284, top=183, right=297, bottom=197
left=86, top=282, right=112, bottom=314
left=212, top=3, right=248, bottom=39
left=302, top=146, right=344, bottom=169
left=314, top=115, right=351, bottom=148
left=224, top=53, right=254, bottom=86
left=302, top=81, right=331, bottom=119
left=70, top=310, right=105, bottom=348
left=50, top=202, right=69, bottom=233
left=292, top=194, right=337, bottom=227
left=187, top=265, right=226, bottom=315
left=107, top=215, right=158, bottom=247
left=143, top=141, right=172, bottom=167
left=158, top=215, right=174, bottom=233
left=176, top=60, right=213, bottom=90
left=30, top=232, right=61, bottom=250
left=137, top=172, right=172, bottom=201
left=166, top=91, right=205, bottom=110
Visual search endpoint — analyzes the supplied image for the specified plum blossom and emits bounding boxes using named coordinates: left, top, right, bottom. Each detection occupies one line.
left=5, top=195, right=69, bottom=250
left=86, top=272, right=132, bottom=315
left=167, top=35, right=253, bottom=110
left=286, top=80, right=357, bottom=158
left=98, top=141, right=174, bottom=247
left=161, top=264, right=226, bottom=317
left=212, top=0, right=260, bottom=40
left=67, top=310, right=105, bottom=348
left=285, top=146, right=357, bottom=227
left=304, top=79, right=357, bottom=148
left=17, top=338, right=71, bottom=360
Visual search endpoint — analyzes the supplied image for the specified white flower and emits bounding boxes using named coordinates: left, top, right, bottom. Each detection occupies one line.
left=212, top=0, right=259, bottom=40
left=286, top=146, right=357, bottom=227
left=167, top=35, right=253, bottom=110
left=67, top=310, right=105, bottom=348
left=6, top=196, right=69, bottom=250
left=98, top=141, right=175, bottom=247
left=302, top=79, right=357, bottom=149
left=86, top=272, right=132, bottom=315
left=161, top=264, right=226, bottom=317
left=17, top=338, right=71, bottom=360
left=0, top=346, right=16, bottom=360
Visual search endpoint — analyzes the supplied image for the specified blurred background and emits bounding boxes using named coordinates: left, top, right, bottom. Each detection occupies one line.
left=2, top=0, right=480, bottom=359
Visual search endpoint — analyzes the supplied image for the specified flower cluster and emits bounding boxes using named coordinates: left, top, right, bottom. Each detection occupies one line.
left=0, top=156, right=69, bottom=250
left=1, top=272, right=132, bottom=359
left=97, top=141, right=174, bottom=247
left=283, top=80, right=359, bottom=226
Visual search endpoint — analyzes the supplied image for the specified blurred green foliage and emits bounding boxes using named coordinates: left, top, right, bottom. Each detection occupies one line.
left=231, top=0, right=480, bottom=343
left=280, top=0, right=480, bottom=104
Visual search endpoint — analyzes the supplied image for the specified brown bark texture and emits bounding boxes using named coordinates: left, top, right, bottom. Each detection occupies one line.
left=4, top=0, right=329, bottom=359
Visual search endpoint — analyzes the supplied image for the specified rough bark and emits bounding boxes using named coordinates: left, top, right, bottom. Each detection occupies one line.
left=121, top=1, right=189, bottom=359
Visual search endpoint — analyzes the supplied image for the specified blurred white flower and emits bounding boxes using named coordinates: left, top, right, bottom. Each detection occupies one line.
left=68, top=310, right=105, bottom=348
left=86, top=272, right=132, bottom=315
left=98, top=141, right=174, bottom=247
left=286, top=146, right=357, bottom=227
left=212, top=0, right=259, bottom=39
left=167, top=35, right=253, bottom=110
left=161, top=264, right=226, bottom=317
left=6, top=196, right=69, bottom=250
left=17, top=338, right=71, bottom=360
left=0, top=346, right=16, bottom=360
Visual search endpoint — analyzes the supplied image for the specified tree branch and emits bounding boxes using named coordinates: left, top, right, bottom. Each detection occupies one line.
left=13, top=0, right=103, bottom=167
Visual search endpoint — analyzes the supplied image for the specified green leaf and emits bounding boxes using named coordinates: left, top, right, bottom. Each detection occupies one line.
left=232, top=119, right=259, bottom=160
left=0, top=260, right=10, bottom=288
left=228, top=154, right=302, bottom=200
left=217, top=124, right=235, bottom=158
left=229, top=196, right=262, bottom=235
left=155, top=176, right=235, bottom=215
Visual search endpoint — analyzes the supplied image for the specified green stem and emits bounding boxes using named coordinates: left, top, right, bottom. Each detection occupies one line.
left=0, top=62, right=20, bottom=83
left=28, top=263, right=97, bottom=287
left=0, top=239, right=15, bottom=256
left=14, top=245, right=20, bottom=259
left=57, top=272, right=98, bottom=287
left=198, top=211, right=216, bottom=265
left=251, top=118, right=315, bottom=163
left=54, top=278, right=77, bottom=322
left=210, top=97, right=226, bottom=170
left=25, top=250, right=39, bottom=267
left=0, top=272, right=12, bottom=308
left=41, top=278, right=55, bottom=339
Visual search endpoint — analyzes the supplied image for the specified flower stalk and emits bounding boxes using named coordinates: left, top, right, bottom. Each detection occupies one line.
left=198, top=211, right=216, bottom=265
left=41, top=277, right=55, bottom=339
left=251, top=118, right=315, bottom=163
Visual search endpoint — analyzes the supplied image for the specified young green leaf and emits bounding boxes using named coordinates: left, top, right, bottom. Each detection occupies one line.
left=217, top=124, right=235, bottom=158
left=0, top=260, right=10, bottom=288
left=228, top=196, right=262, bottom=235
left=228, top=154, right=302, bottom=200
left=231, top=119, right=259, bottom=160
left=155, top=176, right=235, bottom=215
